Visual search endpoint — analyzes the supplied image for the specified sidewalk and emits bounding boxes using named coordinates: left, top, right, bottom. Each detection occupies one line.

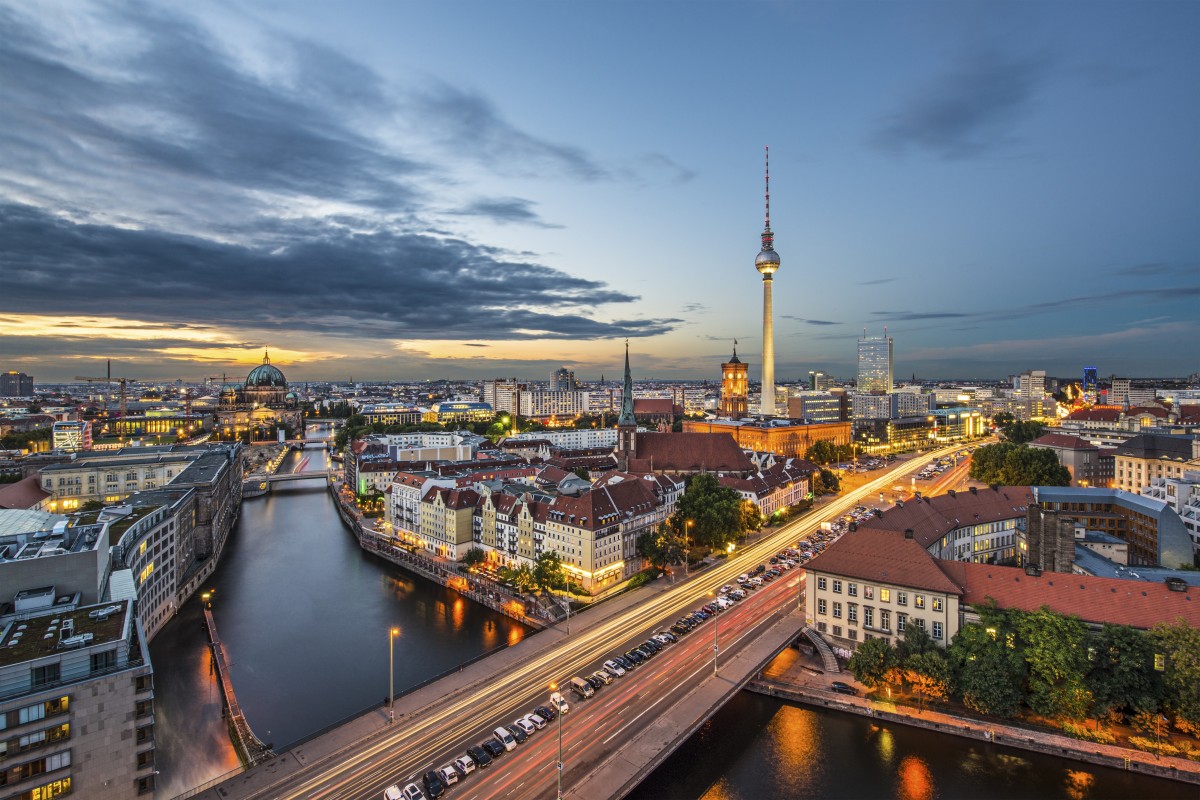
left=750, top=650, right=1200, bottom=786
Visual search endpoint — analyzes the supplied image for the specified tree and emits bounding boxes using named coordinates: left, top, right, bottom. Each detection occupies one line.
left=1015, top=608, right=1092, bottom=720
left=847, top=637, right=898, bottom=690
left=969, top=443, right=1070, bottom=486
left=462, top=547, right=487, bottom=568
left=896, top=625, right=938, bottom=662
left=1001, top=420, right=1047, bottom=444
left=1151, top=618, right=1200, bottom=731
left=80, top=499, right=106, bottom=512
left=992, top=411, right=1016, bottom=428
left=534, top=550, right=566, bottom=592
left=907, top=650, right=953, bottom=703
left=1088, top=624, right=1162, bottom=718
left=948, top=621, right=1026, bottom=718
left=671, top=472, right=754, bottom=549
left=804, top=440, right=838, bottom=465
left=511, top=564, right=537, bottom=593
left=636, top=522, right=683, bottom=571
left=816, top=468, right=840, bottom=494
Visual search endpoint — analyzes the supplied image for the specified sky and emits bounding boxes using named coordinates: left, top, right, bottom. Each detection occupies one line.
left=1, top=0, right=1198, bottom=386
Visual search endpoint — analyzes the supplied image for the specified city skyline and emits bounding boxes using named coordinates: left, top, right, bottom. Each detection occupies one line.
left=2, top=1, right=1198, bottom=383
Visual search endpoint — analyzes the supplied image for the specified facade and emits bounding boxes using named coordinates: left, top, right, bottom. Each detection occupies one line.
left=719, top=345, right=749, bottom=419
left=0, top=372, right=34, bottom=397
left=851, top=392, right=894, bottom=421
left=787, top=392, right=847, bottom=424
left=419, top=487, right=479, bottom=559
left=518, top=391, right=591, bottom=420
left=550, top=368, right=578, bottom=392
left=360, top=404, right=422, bottom=426
left=507, top=429, right=617, bottom=450
left=480, top=379, right=525, bottom=416
left=928, top=408, right=986, bottom=442
left=1111, top=433, right=1200, bottom=493
left=0, top=599, right=156, bottom=799
left=51, top=421, right=92, bottom=453
left=856, top=334, right=893, bottom=394
left=423, top=401, right=494, bottom=424
left=1017, top=369, right=1047, bottom=420
left=214, top=352, right=303, bottom=440
left=717, top=459, right=812, bottom=519
left=754, top=148, right=780, bottom=417
left=1028, top=433, right=1115, bottom=487
left=684, top=418, right=853, bottom=459
left=1141, top=469, right=1200, bottom=553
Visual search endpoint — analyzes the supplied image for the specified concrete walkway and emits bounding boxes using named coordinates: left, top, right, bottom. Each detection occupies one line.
left=749, top=650, right=1200, bottom=786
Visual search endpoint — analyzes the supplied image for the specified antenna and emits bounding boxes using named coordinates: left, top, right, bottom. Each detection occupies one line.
left=764, top=145, right=771, bottom=231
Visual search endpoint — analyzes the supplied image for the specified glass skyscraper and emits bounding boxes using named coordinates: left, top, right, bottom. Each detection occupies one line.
left=857, top=334, right=893, bottom=393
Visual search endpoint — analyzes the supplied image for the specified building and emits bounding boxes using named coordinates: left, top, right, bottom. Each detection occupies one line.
left=754, top=148, right=780, bottom=417
left=857, top=485, right=1031, bottom=565
left=928, top=408, right=986, bottom=442
left=480, top=379, right=525, bottom=417
left=684, top=418, right=852, bottom=460
left=1111, top=433, right=1200, bottom=493
left=1030, top=485, right=1193, bottom=568
left=787, top=392, right=847, bottom=424
left=423, top=401, right=494, bottom=424
left=1028, top=432, right=1114, bottom=487
left=717, top=458, right=812, bottom=520
left=550, top=367, right=578, bottom=392
left=0, top=597, right=156, bottom=798
left=0, top=371, right=34, bottom=397
left=719, top=345, right=749, bottom=419
left=1017, top=369, right=1047, bottom=420
left=808, top=371, right=833, bottom=391
left=419, top=487, right=480, bottom=559
left=214, top=351, right=304, bottom=441
left=857, top=333, right=893, bottom=394
left=1141, top=468, right=1200, bottom=553
left=506, top=429, right=617, bottom=450
left=360, top=404, right=422, bottom=426
left=518, top=391, right=591, bottom=420
left=51, top=420, right=92, bottom=453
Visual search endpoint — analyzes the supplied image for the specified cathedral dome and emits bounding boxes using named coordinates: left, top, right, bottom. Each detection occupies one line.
left=245, top=352, right=287, bottom=389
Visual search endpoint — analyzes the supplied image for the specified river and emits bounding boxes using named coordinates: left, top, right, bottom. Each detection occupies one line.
left=150, top=431, right=1192, bottom=799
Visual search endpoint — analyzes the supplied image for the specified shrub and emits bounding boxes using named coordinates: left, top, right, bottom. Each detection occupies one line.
left=1061, top=722, right=1116, bottom=744
left=1127, top=736, right=1180, bottom=758
left=626, top=573, right=650, bottom=589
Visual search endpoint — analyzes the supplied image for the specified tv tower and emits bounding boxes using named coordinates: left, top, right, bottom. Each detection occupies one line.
left=755, top=146, right=780, bottom=416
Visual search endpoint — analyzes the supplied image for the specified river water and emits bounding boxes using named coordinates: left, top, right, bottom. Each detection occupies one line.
left=150, top=431, right=1194, bottom=799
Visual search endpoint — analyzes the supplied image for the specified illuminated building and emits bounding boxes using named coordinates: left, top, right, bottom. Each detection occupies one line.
left=52, top=420, right=92, bottom=452
left=422, top=401, right=495, bottom=424
left=754, top=148, right=780, bottom=416
left=719, top=343, right=749, bottom=419
left=0, top=370, right=34, bottom=397
left=1017, top=369, right=1047, bottom=420
left=856, top=332, right=893, bottom=393
left=550, top=367, right=578, bottom=392
left=683, top=417, right=852, bottom=458
left=214, top=351, right=303, bottom=441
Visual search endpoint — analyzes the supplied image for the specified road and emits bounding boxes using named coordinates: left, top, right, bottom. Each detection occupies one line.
left=212, top=443, right=963, bottom=800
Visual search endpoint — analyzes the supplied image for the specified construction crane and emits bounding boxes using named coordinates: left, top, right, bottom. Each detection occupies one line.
left=75, top=360, right=135, bottom=422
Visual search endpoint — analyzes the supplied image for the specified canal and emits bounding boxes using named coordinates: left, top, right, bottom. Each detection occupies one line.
left=150, top=434, right=529, bottom=797
left=150, top=431, right=1194, bottom=799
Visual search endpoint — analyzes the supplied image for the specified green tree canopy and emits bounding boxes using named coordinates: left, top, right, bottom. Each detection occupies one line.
left=462, top=547, right=487, bottom=568
left=906, top=649, right=953, bottom=702
left=804, top=440, right=838, bottom=465
left=1088, top=623, right=1162, bottom=718
left=948, top=621, right=1026, bottom=717
left=1015, top=607, right=1092, bottom=720
left=969, top=443, right=1070, bottom=486
left=1152, top=618, right=1200, bottom=730
left=847, top=636, right=898, bottom=689
left=534, top=550, right=566, bottom=592
left=636, top=522, right=684, bottom=571
left=1000, top=420, right=1048, bottom=444
left=671, top=472, right=756, bottom=549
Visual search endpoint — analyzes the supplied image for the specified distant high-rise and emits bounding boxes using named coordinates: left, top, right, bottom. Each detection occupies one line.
left=550, top=367, right=577, bottom=392
left=1019, top=369, right=1047, bottom=420
left=857, top=332, right=893, bottom=393
left=1082, top=367, right=1098, bottom=395
left=720, top=342, right=749, bottom=418
left=0, top=370, right=34, bottom=397
left=754, top=147, right=780, bottom=416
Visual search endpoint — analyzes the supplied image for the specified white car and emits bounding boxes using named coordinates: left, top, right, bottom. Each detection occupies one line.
left=603, top=659, right=626, bottom=677
left=525, top=712, right=547, bottom=730
left=384, top=787, right=402, bottom=800
left=492, top=726, right=517, bottom=752
left=719, top=584, right=734, bottom=594
left=402, top=784, right=425, bottom=800
left=550, top=691, right=570, bottom=715
left=437, top=766, right=459, bottom=787
left=514, top=717, right=537, bottom=736
left=452, top=756, right=476, bottom=777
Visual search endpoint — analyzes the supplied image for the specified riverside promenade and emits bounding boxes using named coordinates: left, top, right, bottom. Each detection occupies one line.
left=749, top=649, right=1200, bottom=786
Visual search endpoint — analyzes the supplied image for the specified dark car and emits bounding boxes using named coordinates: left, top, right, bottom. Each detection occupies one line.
left=657, top=630, right=678, bottom=643
left=613, top=655, right=635, bottom=671
left=535, top=704, right=557, bottom=722
left=467, top=744, right=492, bottom=768
left=831, top=681, right=859, bottom=696
left=423, top=771, right=447, bottom=799
left=481, top=738, right=506, bottom=759
left=670, top=623, right=688, bottom=636
left=753, top=564, right=767, bottom=575
left=624, top=649, right=645, bottom=665
left=585, top=674, right=605, bottom=690
left=634, top=645, right=654, bottom=660
left=642, top=639, right=661, bottom=653
left=506, top=724, right=528, bottom=744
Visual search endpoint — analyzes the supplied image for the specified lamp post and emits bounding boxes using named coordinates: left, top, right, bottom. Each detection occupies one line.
left=549, top=682, right=563, bottom=799
left=708, top=591, right=719, bottom=678
left=388, top=627, right=399, bottom=724
left=684, top=520, right=694, bottom=576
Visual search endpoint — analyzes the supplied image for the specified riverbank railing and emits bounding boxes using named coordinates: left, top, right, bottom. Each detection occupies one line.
left=202, top=608, right=275, bottom=769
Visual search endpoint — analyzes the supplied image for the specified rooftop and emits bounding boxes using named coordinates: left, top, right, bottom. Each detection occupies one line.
left=0, top=599, right=130, bottom=669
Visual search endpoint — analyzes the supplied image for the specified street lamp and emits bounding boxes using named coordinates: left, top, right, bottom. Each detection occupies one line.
left=684, top=520, right=694, bottom=576
left=549, top=681, right=563, bottom=799
left=388, top=627, right=399, bottom=724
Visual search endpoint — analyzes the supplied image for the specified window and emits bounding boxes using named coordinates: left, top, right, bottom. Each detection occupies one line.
left=832, top=602, right=842, bottom=619
left=31, top=664, right=60, bottom=689
left=881, top=610, right=890, bottom=631
left=863, top=606, right=874, bottom=628
left=817, top=577, right=827, bottom=591
left=90, top=649, right=117, bottom=673
left=880, top=588, right=891, bottom=603
left=832, top=580, right=842, bottom=594
left=817, top=621, right=827, bottom=632
left=24, top=777, right=72, bottom=799
left=848, top=604, right=858, bottom=623
left=932, top=597, right=943, bottom=612
left=915, top=594, right=926, bottom=609
left=933, top=621, right=943, bottom=640
left=864, top=586, right=874, bottom=600
left=914, top=617, right=926, bottom=632
left=817, top=599, right=827, bottom=615
left=848, top=629, right=858, bottom=641
left=847, top=583, right=858, bottom=597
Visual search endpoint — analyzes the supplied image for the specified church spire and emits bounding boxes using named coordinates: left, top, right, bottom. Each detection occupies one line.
left=618, top=340, right=636, bottom=428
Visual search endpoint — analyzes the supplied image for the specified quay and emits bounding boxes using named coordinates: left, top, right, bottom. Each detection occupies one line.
left=747, top=652, right=1200, bottom=786
left=202, top=608, right=275, bottom=769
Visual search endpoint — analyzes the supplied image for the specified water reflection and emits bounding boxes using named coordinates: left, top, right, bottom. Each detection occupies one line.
left=151, top=433, right=529, bottom=797
left=895, top=755, right=934, bottom=800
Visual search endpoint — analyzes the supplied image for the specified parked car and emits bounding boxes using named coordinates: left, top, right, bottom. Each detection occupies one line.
left=591, top=669, right=613, bottom=686
left=831, top=681, right=859, bottom=696
left=481, top=738, right=506, bottom=759
left=452, top=755, right=476, bottom=777
left=506, top=724, right=528, bottom=744
left=525, top=712, right=548, bottom=730
left=384, top=786, right=402, bottom=800
left=550, top=691, right=571, bottom=715
left=613, top=655, right=635, bottom=671
left=535, top=704, right=557, bottom=722
left=402, top=783, right=426, bottom=800
left=466, top=745, right=492, bottom=768
left=515, top=717, right=537, bottom=736
left=603, top=659, right=626, bottom=677
left=437, top=766, right=460, bottom=787
left=624, top=649, right=645, bottom=665
left=422, top=770, right=446, bottom=798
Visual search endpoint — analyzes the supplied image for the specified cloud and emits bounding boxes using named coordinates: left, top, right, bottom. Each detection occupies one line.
left=872, top=50, right=1050, bottom=158
left=449, top=197, right=562, bottom=228
left=870, top=311, right=969, bottom=321
left=858, top=278, right=896, bottom=286
left=1109, top=262, right=1196, bottom=278
left=0, top=203, right=679, bottom=342
left=680, top=302, right=708, bottom=313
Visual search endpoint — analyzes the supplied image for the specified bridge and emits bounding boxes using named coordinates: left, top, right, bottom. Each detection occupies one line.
left=194, top=446, right=958, bottom=800
left=241, top=470, right=334, bottom=497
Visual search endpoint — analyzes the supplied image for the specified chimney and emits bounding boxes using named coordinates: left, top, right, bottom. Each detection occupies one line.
left=904, top=528, right=914, bottom=539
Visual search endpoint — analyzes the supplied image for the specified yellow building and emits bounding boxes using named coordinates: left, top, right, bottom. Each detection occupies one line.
left=683, top=418, right=852, bottom=458
left=719, top=344, right=749, bottom=418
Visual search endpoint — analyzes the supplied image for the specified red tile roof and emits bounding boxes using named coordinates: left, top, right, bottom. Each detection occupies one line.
left=627, top=432, right=754, bottom=474
left=1067, top=408, right=1122, bottom=422
left=0, top=475, right=52, bottom=510
left=857, top=486, right=1033, bottom=549
left=939, top=561, right=1200, bottom=630
left=633, top=398, right=675, bottom=415
left=805, top=529, right=963, bottom=595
